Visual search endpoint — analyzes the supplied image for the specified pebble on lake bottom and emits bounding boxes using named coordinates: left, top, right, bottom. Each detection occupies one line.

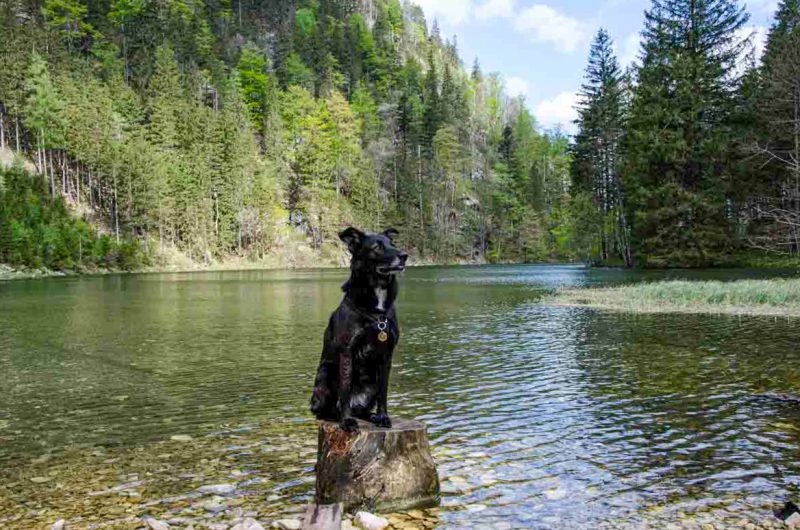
left=197, top=483, right=236, bottom=495
left=230, top=518, right=266, bottom=530
left=143, top=516, right=171, bottom=530
left=355, top=511, right=390, bottom=530
left=271, top=518, right=302, bottom=530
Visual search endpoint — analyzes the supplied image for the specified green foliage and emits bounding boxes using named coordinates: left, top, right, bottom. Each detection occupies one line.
left=0, top=166, right=147, bottom=270
left=236, top=44, right=271, bottom=133
left=24, top=51, right=65, bottom=152
left=42, top=0, right=94, bottom=50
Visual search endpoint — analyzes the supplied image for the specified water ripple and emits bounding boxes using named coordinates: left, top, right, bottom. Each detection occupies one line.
left=1, top=266, right=800, bottom=528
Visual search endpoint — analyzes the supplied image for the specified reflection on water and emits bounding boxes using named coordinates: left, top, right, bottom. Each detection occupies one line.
left=1, top=265, right=800, bottom=529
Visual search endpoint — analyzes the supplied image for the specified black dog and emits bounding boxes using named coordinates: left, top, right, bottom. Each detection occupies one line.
left=310, top=227, right=408, bottom=433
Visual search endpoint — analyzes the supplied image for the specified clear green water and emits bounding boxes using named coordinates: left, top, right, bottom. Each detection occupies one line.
left=1, top=265, right=800, bottom=529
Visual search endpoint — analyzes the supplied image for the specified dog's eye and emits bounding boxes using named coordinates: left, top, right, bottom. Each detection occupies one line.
left=371, top=241, right=384, bottom=252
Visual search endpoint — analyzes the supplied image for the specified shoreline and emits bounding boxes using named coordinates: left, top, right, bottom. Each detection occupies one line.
left=0, top=258, right=573, bottom=282
left=3, top=257, right=799, bottom=282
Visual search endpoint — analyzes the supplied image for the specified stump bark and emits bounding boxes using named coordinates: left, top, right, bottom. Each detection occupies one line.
left=314, top=418, right=440, bottom=512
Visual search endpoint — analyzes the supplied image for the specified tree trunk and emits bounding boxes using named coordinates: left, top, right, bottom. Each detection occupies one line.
left=417, top=145, right=425, bottom=257
left=48, top=149, right=55, bottom=198
left=113, top=170, right=120, bottom=244
left=315, top=419, right=440, bottom=513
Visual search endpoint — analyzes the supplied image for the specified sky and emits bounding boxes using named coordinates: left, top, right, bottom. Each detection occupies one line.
left=412, top=0, right=779, bottom=132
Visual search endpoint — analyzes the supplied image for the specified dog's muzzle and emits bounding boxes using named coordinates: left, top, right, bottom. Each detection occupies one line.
left=377, top=253, right=408, bottom=275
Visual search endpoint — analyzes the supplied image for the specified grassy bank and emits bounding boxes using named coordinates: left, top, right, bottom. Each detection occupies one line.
left=546, top=278, right=800, bottom=317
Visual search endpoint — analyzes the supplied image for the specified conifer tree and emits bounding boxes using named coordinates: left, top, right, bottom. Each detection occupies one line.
left=146, top=44, right=183, bottom=150
left=572, top=28, right=630, bottom=265
left=24, top=51, right=65, bottom=195
left=623, top=0, right=748, bottom=267
left=42, top=0, right=93, bottom=51
left=423, top=49, right=441, bottom=148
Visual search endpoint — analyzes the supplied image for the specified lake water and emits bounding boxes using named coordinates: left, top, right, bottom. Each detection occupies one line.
left=1, top=264, right=800, bottom=529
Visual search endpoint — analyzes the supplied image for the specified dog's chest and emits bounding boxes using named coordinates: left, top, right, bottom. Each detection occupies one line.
left=374, top=288, right=387, bottom=312
left=355, top=338, right=389, bottom=362
left=354, top=322, right=393, bottom=362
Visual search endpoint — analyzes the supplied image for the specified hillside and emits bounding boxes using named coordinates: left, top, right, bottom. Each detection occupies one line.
left=0, top=0, right=575, bottom=271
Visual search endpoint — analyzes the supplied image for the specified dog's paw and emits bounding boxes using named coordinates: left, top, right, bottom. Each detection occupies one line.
left=339, top=417, right=359, bottom=433
left=370, top=413, right=392, bottom=428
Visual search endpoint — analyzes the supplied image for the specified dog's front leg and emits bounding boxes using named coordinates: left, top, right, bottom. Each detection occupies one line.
left=371, top=356, right=392, bottom=428
left=337, top=348, right=359, bottom=433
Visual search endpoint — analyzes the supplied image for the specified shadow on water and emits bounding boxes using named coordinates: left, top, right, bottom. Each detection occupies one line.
left=1, top=264, right=800, bottom=528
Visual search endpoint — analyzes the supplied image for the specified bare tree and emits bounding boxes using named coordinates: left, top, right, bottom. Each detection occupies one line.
left=752, top=30, right=800, bottom=256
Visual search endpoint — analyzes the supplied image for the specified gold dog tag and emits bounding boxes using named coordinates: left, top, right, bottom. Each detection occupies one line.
left=378, top=331, right=388, bottom=342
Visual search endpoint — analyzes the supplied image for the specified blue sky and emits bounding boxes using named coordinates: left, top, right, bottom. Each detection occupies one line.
left=413, top=0, right=778, bottom=132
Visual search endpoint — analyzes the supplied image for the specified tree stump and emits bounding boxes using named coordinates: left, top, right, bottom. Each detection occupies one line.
left=315, top=419, right=440, bottom=512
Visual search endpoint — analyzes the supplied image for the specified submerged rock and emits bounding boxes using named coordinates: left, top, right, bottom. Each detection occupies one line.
left=354, top=511, right=389, bottom=530
left=197, top=483, right=236, bottom=495
left=543, top=487, right=568, bottom=501
left=230, top=518, right=266, bottom=530
left=170, top=434, right=193, bottom=442
left=143, top=517, right=171, bottom=530
left=271, top=519, right=302, bottom=530
left=201, top=496, right=229, bottom=513
left=51, top=520, right=66, bottom=530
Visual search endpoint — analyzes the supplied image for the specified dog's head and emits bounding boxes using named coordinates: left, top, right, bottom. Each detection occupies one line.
left=339, top=227, right=408, bottom=277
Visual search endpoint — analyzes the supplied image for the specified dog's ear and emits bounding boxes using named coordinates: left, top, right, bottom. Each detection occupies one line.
left=383, top=228, right=399, bottom=242
left=339, top=227, right=365, bottom=253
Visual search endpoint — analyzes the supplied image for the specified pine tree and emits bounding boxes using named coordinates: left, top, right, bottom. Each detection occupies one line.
left=23, top=51, right=65, bottom=196
left=763, top=0, right=800, bottom=66
left=441, top=62, right=467, bottom=129
left=623, top=0, right=748, bottom=267
left=572, top=28, right=631, bottom=265
left=423, top=49, right=441, bottom=148
left=146, top=44, right=183, bottom=150
left=42, top=0, right=94, bottom=51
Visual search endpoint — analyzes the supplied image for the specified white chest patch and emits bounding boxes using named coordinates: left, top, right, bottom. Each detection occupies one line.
left=375, top=288, right=387, bottom=312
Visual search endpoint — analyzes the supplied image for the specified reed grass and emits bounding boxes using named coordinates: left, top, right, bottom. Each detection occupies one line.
left=546, top=278, right=800, bottom=317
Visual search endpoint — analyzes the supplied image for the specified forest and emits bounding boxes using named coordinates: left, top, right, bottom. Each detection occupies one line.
left=573, top=0, right=800, bottom=267
left=0, top=0, right=798, bottom=270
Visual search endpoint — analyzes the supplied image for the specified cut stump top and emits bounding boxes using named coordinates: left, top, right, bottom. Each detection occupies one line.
left=317, top=418, right=425, bottom=432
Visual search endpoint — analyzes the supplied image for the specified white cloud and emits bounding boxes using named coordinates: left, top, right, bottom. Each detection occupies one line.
left=413, top=0, right=474, bottom=26
left=747, top=0, right=778, bottom=15
left=505, top=76, right=530, bottom=99
left=475, top=0, right=515, bottom=20
left=514, top=4, right=588, bottom=54
left=619, top=32, right=641, bottom=67
left=534, top=92, right=579, bottom=130
left=736, top=25, right=768, bottom=62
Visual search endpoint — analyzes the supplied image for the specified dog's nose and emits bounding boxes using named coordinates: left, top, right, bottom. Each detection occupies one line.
left=398, top=252, right=408, bottom=263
